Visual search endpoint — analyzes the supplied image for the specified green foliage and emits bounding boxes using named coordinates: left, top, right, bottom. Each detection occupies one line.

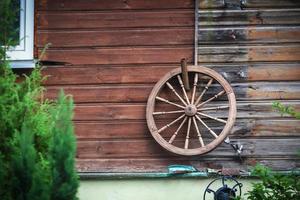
left=0, top=1, right=79, bottom=199
left=11, top=123, right=50, bottom=200
left=236, top=100, right=300, bottom=200
left=0, top=64, right=79, bottom=200
left=49, top=91, right=79, bottom=200
left=245, top=164, right=300, bottom=200
left=272, top=101, right=300, bottom=119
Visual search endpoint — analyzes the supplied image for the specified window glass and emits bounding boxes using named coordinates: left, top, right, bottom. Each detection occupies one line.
left=4, top=0, right=35, bottom=67
left=0, top=0, right=20, bottom=46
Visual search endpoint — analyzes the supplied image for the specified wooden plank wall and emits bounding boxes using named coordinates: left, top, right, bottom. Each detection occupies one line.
left=36, top=0, right=300, bottom=172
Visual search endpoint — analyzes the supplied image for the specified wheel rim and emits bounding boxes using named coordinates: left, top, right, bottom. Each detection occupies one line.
left=146, top=65, right=236, bottom=156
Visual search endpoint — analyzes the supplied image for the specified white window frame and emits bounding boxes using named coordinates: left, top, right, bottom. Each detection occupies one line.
left=6, top=0, right=35, bottom=68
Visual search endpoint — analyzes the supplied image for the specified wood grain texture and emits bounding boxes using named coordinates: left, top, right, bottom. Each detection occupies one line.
left=198, top=45, right=300, bottom=62
left=42, top=63, right=300, bottom=85
left=76, top=158, right=299, bottom=172
left=199, top=9, right=300, bottom=26
left=38, top=0, right=194, bottom=11
left=40, top=47, right=193, bottom=65
left=247, top=64, right=300, bottom=81
left=199, top=0, right=300, bottom=10
left=38, top=11, right=194, bottom=29
left=36, top=0, right=300, bottom=172
left=242, top=0, right=300, bottom=8
left=73, top=101, right=300, bottom=121
left=76, top=138, right=300, bottom=158
left=46, top=82, right=300, bottom=103
left=74, top=119, right=300, bottom=139
left=38, top=28, right=193, bottom=47
left=37, top=0, right=300, bottom=12
left=199, top=26, right=300, bottom=44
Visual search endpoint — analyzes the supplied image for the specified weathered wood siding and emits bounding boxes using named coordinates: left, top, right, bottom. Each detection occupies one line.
left=37, top=0, right=300, bottom=172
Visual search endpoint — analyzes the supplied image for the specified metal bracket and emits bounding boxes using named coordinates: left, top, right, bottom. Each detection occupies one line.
left=225, top=137, right=243, bottom=161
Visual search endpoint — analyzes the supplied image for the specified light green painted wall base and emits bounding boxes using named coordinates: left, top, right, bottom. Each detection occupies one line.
left=78, top=178, right=257, bottom=200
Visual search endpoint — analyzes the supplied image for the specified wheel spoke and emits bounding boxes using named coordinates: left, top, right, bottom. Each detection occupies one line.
left=195, top=115, right=218, bottom=138
left=191, top=73, right=199, bottom=104
left=166, top=82, right=187, bottom=106
left=184, top=117, right=192, bottom=149
left=197, top=112, right=227, bottom=124
left=156, top=96, right=185, bottom=109
left=158, top=114, right=185, bottom=133
left=177, top=75, right=190, bottom=104
left=197, top=90, right=225, bottom=108
left=195, top=78, right=213, bottom=105
left=169, top=116, right=187, bottom=144
left=153, top=110, right=185, bottom=115
left=198, top=105, right=229, bottom=111
left=192, top=117, right=205, bottom=147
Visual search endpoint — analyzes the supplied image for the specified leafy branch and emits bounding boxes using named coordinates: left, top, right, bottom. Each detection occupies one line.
left=272, top=101, right=300, bottom=119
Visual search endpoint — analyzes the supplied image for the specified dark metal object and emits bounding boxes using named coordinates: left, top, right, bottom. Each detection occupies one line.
left=204, top=176, right=243, bottom=200
left=225, top=137, right=243, bottom=161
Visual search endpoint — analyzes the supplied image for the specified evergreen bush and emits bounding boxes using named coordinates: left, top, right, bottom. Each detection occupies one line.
left=0, top=0, right=79, bottom=199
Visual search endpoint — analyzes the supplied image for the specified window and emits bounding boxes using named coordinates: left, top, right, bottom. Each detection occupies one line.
left=6, top=0, right=34, bottom=68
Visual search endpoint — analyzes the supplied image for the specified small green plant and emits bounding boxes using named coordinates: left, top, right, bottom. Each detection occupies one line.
left=233, top=93, right=300, bottom=200
left=246, top=164, right=300, bottom=200
left=272, top=101, right=300, bottom=119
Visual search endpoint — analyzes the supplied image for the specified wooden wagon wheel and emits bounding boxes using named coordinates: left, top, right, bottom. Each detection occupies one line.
left=146, top=65, right=236, bottom=156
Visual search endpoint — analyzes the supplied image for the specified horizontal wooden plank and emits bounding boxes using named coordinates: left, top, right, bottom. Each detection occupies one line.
left=38, top=0, right=300, bottom=12
left=76, top=138, right=300, bottom=158
left=76, top=157, right=300, bottom=172
left=199, top=0, right=224, bottom=9
left=46, top=82, right=300, bottom=103
left=73, top=101, right=300, bottom=121
left=242, top=0, right=300, bottom=8
left=77, top=158, right=229, bottom=172
left=38, top=26, right=300, bottom=47
left=37, top=0, right=194, bottom=11
left=198, top=0, right=300, bottom=10
left=199, top=26, right=300, bottom=44
left=41, top=45, right=300, bottom=65
left=74, top=119, right=300, bottom=139
left=47, top=85, right=151, bottom=103
left=247, top=64, right=300, bottom=82
left=199, top=9, right=300, bottom=26
left=38, top=10, right=194, bottom=29
left=198, top=44, right=300, bottom=62
left=38, top=28, right=193, bottom=47
left=232, top=82, right=300, bottom=100
left=40, top=47, right=193, bottom=65
left=38, top=9, right=300, bottom=30
left=42, top=63, right=300, bottom=85
left=42, top=65, right=176, bottom=85
left=75, top=118, right=299, bottom=150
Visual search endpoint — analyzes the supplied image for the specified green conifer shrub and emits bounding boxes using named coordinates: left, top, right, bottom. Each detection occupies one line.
left=49, top=91, right=79, bottom=200
left=0, top=0, right=79, bottom=199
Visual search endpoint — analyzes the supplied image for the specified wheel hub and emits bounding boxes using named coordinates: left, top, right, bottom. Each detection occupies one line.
left=184, top=104, right=197, bottom=116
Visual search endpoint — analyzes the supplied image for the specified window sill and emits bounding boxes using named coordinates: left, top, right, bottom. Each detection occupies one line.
left=10, top=60, right=35, bottom=68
